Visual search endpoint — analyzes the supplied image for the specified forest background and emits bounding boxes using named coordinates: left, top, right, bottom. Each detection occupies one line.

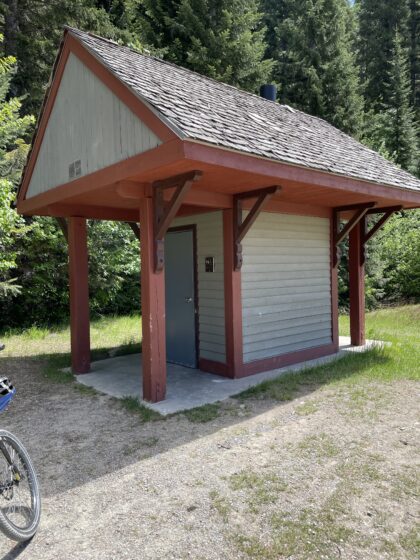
left=0, top=0, right=419, bottom=329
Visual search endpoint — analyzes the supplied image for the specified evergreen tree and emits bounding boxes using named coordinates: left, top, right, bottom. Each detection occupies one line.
left=263, top=0, right=363, bottom=135
left=409, top=0, right=420, bottom=114
left=0, top=0, right=132, bottom=115
left=0, top=35, right=34, bottom=298
left=129, top=0, right=273, bottom=92
left=126, top=0, right=182, bottom=58
left=385, top=31, right=418, bottom=174
left=357, top=0, right=411, bottom=109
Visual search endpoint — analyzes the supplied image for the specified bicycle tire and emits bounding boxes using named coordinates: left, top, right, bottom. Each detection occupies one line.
left=0, top=430, right=41, bottom=541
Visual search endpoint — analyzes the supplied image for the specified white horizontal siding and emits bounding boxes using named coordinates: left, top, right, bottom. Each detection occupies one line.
left=26, top=53, right=161, bottom=198
left=172, top=211, right=226, bottom=363
left=242, top=212, right=332, bottom=363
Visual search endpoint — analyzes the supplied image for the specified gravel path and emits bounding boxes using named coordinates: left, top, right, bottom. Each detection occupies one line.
left=0, top=355, right=418, bottom=559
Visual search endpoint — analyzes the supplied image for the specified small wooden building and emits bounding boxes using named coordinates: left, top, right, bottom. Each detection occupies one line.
left=17, top=27, right=420, bottom=403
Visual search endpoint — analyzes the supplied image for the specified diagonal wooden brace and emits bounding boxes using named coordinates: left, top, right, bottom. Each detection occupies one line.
left=153, top=170, right=202, bottom=271
left=332, top=202, right=376, bottom=266
left=233, top=185, right=280, bottom=270
left=363, top=205, right=403, bottom=244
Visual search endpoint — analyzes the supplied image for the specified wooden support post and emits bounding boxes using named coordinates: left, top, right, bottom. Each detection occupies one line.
left=140, top=198, right=166, bottom=402
left=349, top=217, right=365, bottom=346
left=68, top=217, right=90, bottom=373
left=223, top=209, right=243, bottom=377
left=330, top=214, right=339, bottom=351
left=333, top=203, right=401, bottom=347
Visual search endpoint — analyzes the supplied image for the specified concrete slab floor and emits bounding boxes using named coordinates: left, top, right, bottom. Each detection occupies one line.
left=75, top=336, right=383, bottom=415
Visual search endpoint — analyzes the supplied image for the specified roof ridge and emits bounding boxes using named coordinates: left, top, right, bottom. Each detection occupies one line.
left=66, top=26, right=375, bottom=144
left=65, top=26, right=287, bottom=108
left=63, top=26, right=420, bottom=193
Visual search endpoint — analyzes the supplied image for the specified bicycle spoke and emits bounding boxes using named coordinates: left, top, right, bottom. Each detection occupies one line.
left=0, top=439, right=35, bottom=530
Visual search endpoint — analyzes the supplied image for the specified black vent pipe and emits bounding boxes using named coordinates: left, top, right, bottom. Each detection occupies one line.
left=259, top=84, right=277, bottom=101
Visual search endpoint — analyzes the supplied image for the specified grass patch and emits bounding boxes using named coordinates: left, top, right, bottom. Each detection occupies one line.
left=399, top=526, right=420, bottom=557
left=294, top=400, right=319, bottom=416
left=234, top=481, right=357, bottom=559
left=234, top=508, right=354, bottom=560
left=296, top=433, right=339, bottom=459
left=209, top=490, right=231, bottom=522
left=236, top=306, right=419, bottom=405
left=339, top=304, right=420, bottom=345
left=119, top=396, right=162, bottom=422
left=229, top=470, right=288, bottom=512
left=183, top=403, right=221, bottom=423
left=122, top=436, right=159, bottom=456
left=0, top=314, right=142, bottom=359
left=337, top=453, right=384, bottom=485
left=236, top=344, right=419, bottom=405
left=74, top=383, right=99, bottom=396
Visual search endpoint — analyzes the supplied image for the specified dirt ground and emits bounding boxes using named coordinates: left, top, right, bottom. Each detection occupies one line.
left=0, top=355, right=418, bottom=560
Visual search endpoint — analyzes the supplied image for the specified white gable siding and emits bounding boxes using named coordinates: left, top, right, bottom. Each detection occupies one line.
left=26, top=53, right=161, bottom=198
left=241, top=212, right=332, bottom=363
left=172, top=212, right=226, bottom=364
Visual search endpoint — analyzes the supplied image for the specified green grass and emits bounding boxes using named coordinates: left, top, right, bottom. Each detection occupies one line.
left=0, top=314, right=143, bottom=389
left=209, top=490, right=231, bottom=522
left=0, top=314, right=142, bottom=358
left=236, top=305, right=419, bottom=403
left=182, top=402, right=221, bottom=423
left=339, top=304, right=420, bottom=345
left=119, top=396, right=162, bottom=422
left=229, top=470, right=288, bottom=512
left=294, top=400, right=319, bottom=416
left=1, top=305, right=418, bottom=420
left=296, top=433, right=340, bottom=459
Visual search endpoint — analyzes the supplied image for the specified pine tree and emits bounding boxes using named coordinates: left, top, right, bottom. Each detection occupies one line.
left=409, top=0, right=420, bottom=114
left=0, top=0, right=132, bottom=115
left=0, top=35, right=34, bottom=298
left=263, top=0, right=363, bottom=136
left=129, top=0, right=273, bottom=92
left=357, top=0, right=411, bottom=110
left=385, top=31, right=418, bottom=174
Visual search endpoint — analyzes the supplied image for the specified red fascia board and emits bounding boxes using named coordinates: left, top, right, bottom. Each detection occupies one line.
left=183, top=141, right=420, bottom=207
left=17, top=139, right=185, bottom=215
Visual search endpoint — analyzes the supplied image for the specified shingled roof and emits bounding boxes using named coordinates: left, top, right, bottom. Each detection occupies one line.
left=65, top=27, right=420, bottom=193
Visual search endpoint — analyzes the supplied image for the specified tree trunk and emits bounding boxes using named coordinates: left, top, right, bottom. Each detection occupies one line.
left=4, top=0, right=19, bottom=57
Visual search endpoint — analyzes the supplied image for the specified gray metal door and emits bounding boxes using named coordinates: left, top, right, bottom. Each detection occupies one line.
left=165, top=228, right=197, bottom=367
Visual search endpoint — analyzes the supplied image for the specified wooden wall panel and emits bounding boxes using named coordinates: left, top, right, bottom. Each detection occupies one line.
left=26, top=53, right=161, bottom=198
left=241, top=212, right=332, bottom=363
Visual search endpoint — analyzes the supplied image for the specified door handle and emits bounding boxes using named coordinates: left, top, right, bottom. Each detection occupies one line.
left=185, top=297, right=192, bottom=303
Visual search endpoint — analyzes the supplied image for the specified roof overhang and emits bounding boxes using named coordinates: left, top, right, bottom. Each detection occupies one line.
left=17, top=29, right=420, bottom=221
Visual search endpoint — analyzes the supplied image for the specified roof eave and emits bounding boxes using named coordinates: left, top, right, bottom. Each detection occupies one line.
left=183, top=139, right=420, bottom=208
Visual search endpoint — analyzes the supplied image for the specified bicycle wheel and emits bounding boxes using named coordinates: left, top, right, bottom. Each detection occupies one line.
left=0, top=430, right=41, bottom=541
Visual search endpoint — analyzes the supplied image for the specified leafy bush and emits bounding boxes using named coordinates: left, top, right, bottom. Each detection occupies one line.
left=0, top=218, right=140, bottom=329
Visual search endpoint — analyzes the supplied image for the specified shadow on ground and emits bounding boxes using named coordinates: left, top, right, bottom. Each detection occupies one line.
left=0, top=346, right=391, bottom=501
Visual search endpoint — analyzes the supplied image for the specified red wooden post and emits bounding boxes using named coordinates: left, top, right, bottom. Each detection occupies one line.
left=68, top=217, right=90, bottom=373
left=330, top=214, right=339, bottom=351
left=349, top=218, right=366, bottom=346
left=139, top=197, right=166, bottom=402
left=223, top=209, right=243, bottom=377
